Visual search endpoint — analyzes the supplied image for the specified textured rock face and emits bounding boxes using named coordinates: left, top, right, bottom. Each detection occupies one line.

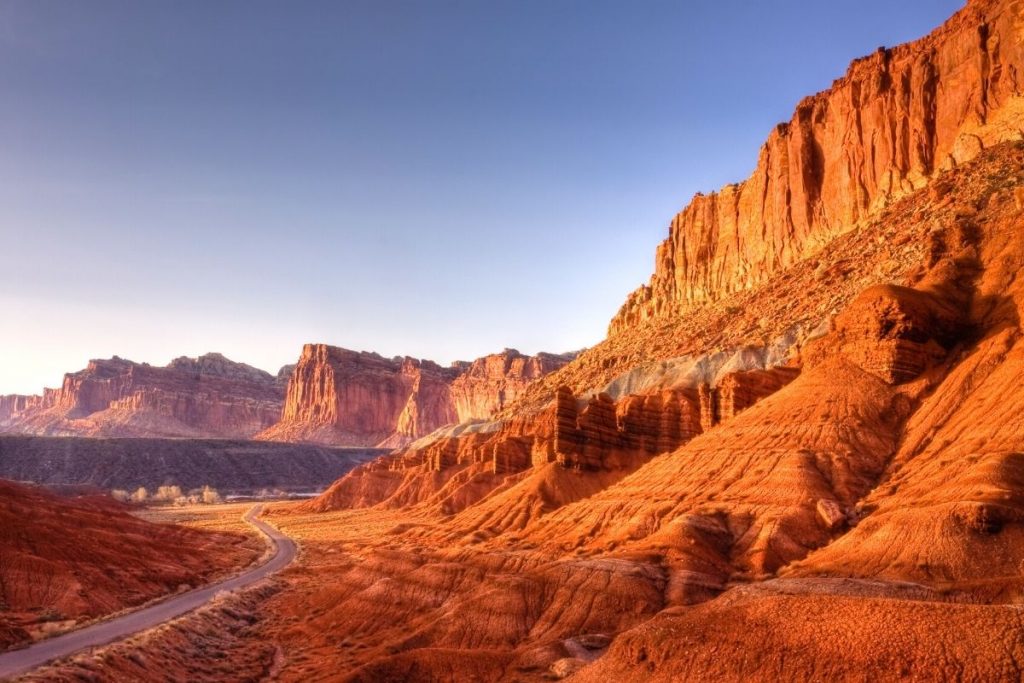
left=259, top=345, right=460, bottom=447
left=828, top=284, right=963, bottom=383
left=449, top=349, right=576, bottom=421
left=705, top=367, right=802, bottom=426
left=610, top=0, right=1024, bottom=335
left=0, top=395, right=34, bottom=423
left=0, top=353, right=287, bottom=439
left=259, top=345, right=571, bottom=448
left=304, top=363, right=794, bottom=513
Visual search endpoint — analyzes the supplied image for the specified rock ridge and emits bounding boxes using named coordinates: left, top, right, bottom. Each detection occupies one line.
left=610, top=0, right=1024, bottom=335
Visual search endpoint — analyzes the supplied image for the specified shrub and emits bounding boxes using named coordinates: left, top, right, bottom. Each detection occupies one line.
left=153, top=485, right=183, bottom=502
left=201, top=486, right=222, bottom=504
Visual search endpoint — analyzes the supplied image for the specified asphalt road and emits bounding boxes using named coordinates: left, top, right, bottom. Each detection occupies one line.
left=0, top=505, right=296, bottom=680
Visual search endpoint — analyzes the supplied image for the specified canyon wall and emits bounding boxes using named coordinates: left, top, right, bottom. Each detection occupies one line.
left=260, top=345, right=462, bottom=447
left=610, top=0, right=1024, bottom=335
left=0, top=353, right=289, bottom=439
left=2, top=347, right=573, bottom=446
left=307, top=362, right=800, bottom=513
left=449, top=350, right=577, bottom=421
left=258, top=346, right=574, bottom=448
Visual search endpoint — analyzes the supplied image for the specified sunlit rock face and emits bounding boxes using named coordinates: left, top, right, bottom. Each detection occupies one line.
left=303, top=359, right=799, bottom=513
left=449, top=349, right=576, bottom=422
left=0, top=353, right=288, bottom=439
left=610, top=0, right=1024, bottom=335
left=258, top=345, right=574, bottom=448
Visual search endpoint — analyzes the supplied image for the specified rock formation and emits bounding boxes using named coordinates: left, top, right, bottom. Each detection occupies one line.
left=2, top=347, right=572, bottom=447
left=0, top=394, right=34, bottom=423
left=449, top=350, right=575, bottom=420
left=609, top=0, right=1024, bottom=334
left=305, top=361, right=795, bottom=514
left=0, top=353, right=289, bottom=439
left=258, top=346, right=573, bottom=447
left=258, top=139, right=1024, bottom=683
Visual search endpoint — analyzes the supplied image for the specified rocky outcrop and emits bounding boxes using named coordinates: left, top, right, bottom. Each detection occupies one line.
left=0, top=395, right=35, bottom=424
left=259, top=345, right=461, bottom=447
left=610, top=0, right=1024, bottom=335
left=306, top=361, right=796, bottom=512
left=259, top=345, right=572, bottom=448
left=0, top=353, right=289, bottom=439
left=449, top=350, right=576, bottom=421
left=828, top=284, right=965, bottom=383
left=699, top=367, right=802, bottom=429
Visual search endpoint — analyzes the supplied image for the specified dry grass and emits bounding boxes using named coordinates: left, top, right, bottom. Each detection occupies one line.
left=133, top=501, right=261, bottom=536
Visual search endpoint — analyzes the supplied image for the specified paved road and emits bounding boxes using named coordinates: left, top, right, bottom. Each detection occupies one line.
left=0, top=505, right=296, bottom=680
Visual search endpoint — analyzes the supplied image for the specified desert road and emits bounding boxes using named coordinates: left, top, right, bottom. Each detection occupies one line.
left=0, top=505, right=295, bottom=680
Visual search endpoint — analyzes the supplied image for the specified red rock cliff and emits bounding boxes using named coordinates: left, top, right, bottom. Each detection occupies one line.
left=0, top=353, right=287, bottom=439
left=259, top=345, right=461, bottom=447
left=610, top=0, right=1024, bottom=335
left=260, top=345, right=573, bottom=448
left=449, top=349, right=576, bottom=421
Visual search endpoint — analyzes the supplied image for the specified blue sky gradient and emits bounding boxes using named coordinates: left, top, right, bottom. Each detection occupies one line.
left=1, top=0, right=963, bottom=393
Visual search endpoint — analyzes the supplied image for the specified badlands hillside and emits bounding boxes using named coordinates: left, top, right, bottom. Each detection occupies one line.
left=0, top=480, right=258, bottom=653
left=15, top=0, right=1024, bottom=681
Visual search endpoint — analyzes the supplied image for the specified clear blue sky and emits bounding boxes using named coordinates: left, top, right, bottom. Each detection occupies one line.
left=0, top=0, right=963, bottom=394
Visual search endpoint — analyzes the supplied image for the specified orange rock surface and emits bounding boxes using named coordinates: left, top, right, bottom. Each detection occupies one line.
left=449, top=350, right=575, bottom=421
left=609, top=0, right=1024, bottom=333
left=259, top=345, right=572, bottom=447
left=247, top=140, right=1024, bottom=682
left=0, top=353, right=289, bottom=439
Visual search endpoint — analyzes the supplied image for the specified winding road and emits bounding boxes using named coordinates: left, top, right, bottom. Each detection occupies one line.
left=0, top=505, right=296, bottom=680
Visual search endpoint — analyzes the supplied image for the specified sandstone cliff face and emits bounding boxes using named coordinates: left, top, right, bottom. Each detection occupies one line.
left=449, top=350, right=577, bottom=421
left=0, top=395, right=35, bottom=424
left=259, top=345, right=460, bottom=447
left=259, top=346, right=572, bottom=448
left=305, top=361, right=797, bottom=514
left=610, top=0, right=1024, bottom=335
left=0, top=353, right=288, bottom=439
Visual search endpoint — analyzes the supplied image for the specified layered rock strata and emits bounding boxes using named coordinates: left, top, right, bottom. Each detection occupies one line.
left=0, top=353, right=288, bottom=439
left=449, top=350, right=575, bottom=420
left=306, top=361, right=797, bottom=512
left=259, top=346, right=573, bottom=447
left=610, top=0, right=1024, bottom=334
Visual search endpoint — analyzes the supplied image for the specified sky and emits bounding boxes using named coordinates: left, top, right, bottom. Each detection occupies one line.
left=0, top=0, right=964, bottom=394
